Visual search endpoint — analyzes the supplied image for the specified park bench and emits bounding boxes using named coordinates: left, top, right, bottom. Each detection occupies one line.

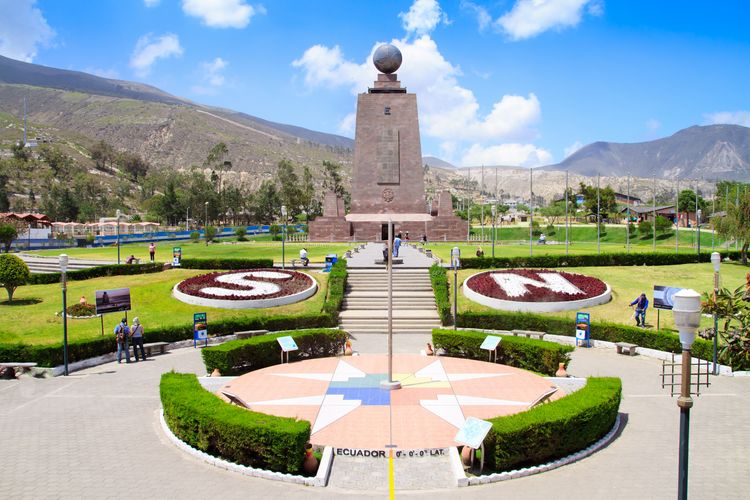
left=0, top=362, right=37, bottom=378
left=142, top=342, right=168, bottom=356
left=616, top=342, right=638, bottom=356
left=235, top=330, right=268, bottom=339
left=511, top=329, right=547, bottom=340
left=345, top=250, right=352, bottom=258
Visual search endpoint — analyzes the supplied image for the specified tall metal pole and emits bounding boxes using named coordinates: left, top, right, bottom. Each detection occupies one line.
left=565, top=170, right=569, bottom=256
left=529, top=168, right=533, bottom=257
left=712, top=254, right=720, bottom=375
left=491, top=204, right=496, bottom=259
left=712, top=185, right=716, bottom=251
left=281, top=206, right=287, bottom=270
left=696, top=180, right=701, bottom=255
left=381, top=219, right=400, bottom=390
left=61, top=262, right=68, bottom=376
left=675, top=179, right=679, bottom=254
left=677, top=344, right=693, bottom=500
left=116, top=209, right=121, bottom=265
left=481, top=203, right=484, bottom=242
left=596, top=174, right=602, bottom=255
left=653, top=176, right=657, bottom=251
left=467, top=168, right=471, bottom=242
left=626, top=175, right=630, bottom=254
left=205, top=201, right=209, bottom=246
left=735, top=185, right=739, bottom=250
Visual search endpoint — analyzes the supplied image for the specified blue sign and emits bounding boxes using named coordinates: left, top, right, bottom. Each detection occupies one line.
left=323, top=254, right=338, bottom=272
left=575, top=312, right=590, bottom=347
left=277, top=335, right=298, bottom=352
left=480, top=335, right=502, bottom=351
left=193, top=312, right=207, bottom=346
left=455, top=417, right=493, bottom=449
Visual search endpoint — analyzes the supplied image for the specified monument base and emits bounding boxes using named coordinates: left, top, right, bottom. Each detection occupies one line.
left=308, top=217, right=351, bottom=241
left=308, top=216, right=468, bottom=242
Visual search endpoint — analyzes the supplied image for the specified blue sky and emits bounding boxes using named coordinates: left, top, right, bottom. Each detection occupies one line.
left=2, top=0, right=750, bottom=168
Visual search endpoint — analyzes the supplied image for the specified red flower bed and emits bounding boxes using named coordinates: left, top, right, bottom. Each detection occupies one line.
left=177, top=269, right=313, bottom=301
left=466, top=269, right=607, bottom=303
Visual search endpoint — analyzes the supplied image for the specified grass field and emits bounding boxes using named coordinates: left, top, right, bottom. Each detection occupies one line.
left=453, top=261, right=749, bottom=331
left=0, top=268, right=329, bottom=345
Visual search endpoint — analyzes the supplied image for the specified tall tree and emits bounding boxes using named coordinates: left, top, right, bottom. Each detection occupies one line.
left=276, top=159, right=302, bottom=218
left=90, top=140, right=115, bottom=170
left=677, top=189, right=707, bottom=213
left=713, top=192, right=750, bottom=264
left=300, top=165, right=320, bottom=219
left=250, top=180, right=280, bottom=223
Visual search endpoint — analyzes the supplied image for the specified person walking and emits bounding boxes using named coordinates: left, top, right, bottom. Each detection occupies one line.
left=149, top=243, right=156, bottom=262
left=629, top=293, right=649, bottom=327
left=393, top=233, right=402, bottom=257
left=130, top=317, right=146, bottom=362
left=114, top=318, right=131, bottom=364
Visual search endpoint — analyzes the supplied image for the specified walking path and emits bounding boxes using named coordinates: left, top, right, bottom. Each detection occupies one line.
left=1, top=339, right=748, bottom=498
left=18, top=253, right=115, bottom=273
left=345, top=241, right=435, bottom=268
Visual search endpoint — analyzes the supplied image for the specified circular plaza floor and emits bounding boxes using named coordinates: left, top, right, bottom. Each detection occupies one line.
left=218, top=354, right=563, bottom=450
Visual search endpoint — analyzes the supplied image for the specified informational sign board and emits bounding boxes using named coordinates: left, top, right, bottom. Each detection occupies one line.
left=193, top=312, right=207, bottom=346
left=277, top=336, right=298, bottom=352
left=95, top=288, right=132, bottom=315
left=323, top=254, right=337, bottom=273
left=480, top=335, right=502, bottom=351
left=653, top=285, right=684, bottom=310
left=172, top=247, right=182, bottom=267
left=575, top=312, right=591, bottom=347
left=455, top=417, right=493, bottom=449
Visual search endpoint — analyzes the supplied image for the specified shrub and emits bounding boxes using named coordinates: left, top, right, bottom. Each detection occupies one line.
left=545, top=224, right=556, bottom=236
left=205, top=226, right=217, bottom=242
left=160, top=372, right=309, bottom=473
left=234, top=227, right=247, bottom=241
left=27, top=262, right=164, bottom=285
left=484, top=377, right=621, bottom=472
left=321, top=261, right=347, bottom=319
left=180, top=258, right=273, bottom=270
left=190, top=231, right=200, bottom=243
left=0, top=224, right=18, bottom=252
left=0, top=254, right=30, bottom=301
left=638, top=220, right=653, bottom=237
left=655, top=215, right=674, bottom=235
left=432, top=329, right=572, bottom=375
left=66, top=302, right=97, bottom=317
left=429, top=264, right=452, bottom=325
left=202, top=328, right=348, bottom=375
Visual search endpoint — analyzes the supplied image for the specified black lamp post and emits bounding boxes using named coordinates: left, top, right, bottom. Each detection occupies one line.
left=281, top=205, right=287, bottom=270
left=59, top=254, right=69, bottom=376
left=711, top=252, right=721, bottom=375
left=491, top=204, right=496, bottom=259
left=204, top=201, right=209, bottom=245
left=451, top=246, right=460, bottom=330
left=115, top=209, right=121, bottom=265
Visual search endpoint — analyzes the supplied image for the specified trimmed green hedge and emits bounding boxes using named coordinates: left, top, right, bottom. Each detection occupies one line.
left=321, top=261, right=347, bottom=320
left=484, top=377, right=621, bottom=471
left=429, top=264, right=452, bottom=325
left=460, top=250, right=743, bottom=270
left=180, top=258, right=273, bottom=269
left=28, top=262, right=165, bottom=284
left=160, top=372, right=309, bottom=473
left=432, top=329, right=573, bottom=375
left=202, top=328, right=347, bottom=375
left=458, top=310, right=714, bottom=364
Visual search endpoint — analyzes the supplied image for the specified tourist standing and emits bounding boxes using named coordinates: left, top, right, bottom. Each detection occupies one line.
left=629, top=293, right=649, bottom=327
left=114, top=318, right=131, bottom=364
left=130, top=317, right=146, bottom=362
left=393, top=233, right=402, bottom=257
left=149, top=243, right=156, bottom=262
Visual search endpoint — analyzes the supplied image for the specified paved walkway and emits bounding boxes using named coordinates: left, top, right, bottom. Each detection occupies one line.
left=345, top=242, right=435, bottom=268
left=1, top=342, right=749, bottom=498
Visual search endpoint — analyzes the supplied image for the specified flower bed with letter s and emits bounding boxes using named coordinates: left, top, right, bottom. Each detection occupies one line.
left=463, top=269, right=611, bottom=313
left=173, top=269, right=318, bottom=309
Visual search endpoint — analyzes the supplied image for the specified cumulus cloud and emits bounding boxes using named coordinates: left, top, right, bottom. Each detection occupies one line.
left=704, top=111, right=750, bottom=128
left=496, top=0, right=598, bottom=41
left=563, top=140, right=583, bottom=159
left=460, top=143, right=553, bottom=167
left=0, top=0, right=54, bottom=62
left=181, top=0, right=262, bottom=29
left=461, top=1, right=492, bottom=31
left=337, top=112, right=356, bottom=136
left=204, top=57, right=228, bottom=86
left=129, top=33, right=183, bottom=76
left=399, top=0, right=448, bottom=35
left=144, top=0, right=160, bottom=7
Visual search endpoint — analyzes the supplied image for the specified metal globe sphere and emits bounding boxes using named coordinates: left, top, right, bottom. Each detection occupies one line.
left=373, top=44, right=402, bottom=74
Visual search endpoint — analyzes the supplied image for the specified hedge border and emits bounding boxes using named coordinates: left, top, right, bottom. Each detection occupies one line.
left=28, top=262, right=165, bottom=285
left=202, top=328, right=348, bottom=375
left=180, top=258, right=273, bottom=270
left=432, top=328, right=573, bottom=375
left=484, top=377, right=621, bottom=472
left=429, top=264, right=452, bottom=325
left=160, top=372, right=309, bottom=473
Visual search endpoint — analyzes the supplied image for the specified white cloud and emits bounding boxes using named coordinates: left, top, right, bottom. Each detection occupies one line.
left=203, top=57, right=228, bottom=86
left=460, top=143, right=553, bottom=167
left=646, top=118, right=661, bottom=132
left=461, top=1, right=492, bottom=31
left=337, top=112, right=356, bottom=136
left=181, top=0, right=261, bottom=29
left=291, top=44, right=371, bottom=91
left=144, top=0, right=160, bottom=7
left=86, top=67, right=120, bottom=79
left=563, top=140, right=583, bottom=158
left=399, top=0, right=447, bottom=35
left=0, top=0, right=54, bottom=62
left=496, top=0, right=596, bottom=41
left=704, top=111, right=750, bottom=128
left=129, top=33, right=183, bottom=76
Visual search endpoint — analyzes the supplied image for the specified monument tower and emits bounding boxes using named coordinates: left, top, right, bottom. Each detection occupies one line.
left=309, top=44, right=466, bottom=241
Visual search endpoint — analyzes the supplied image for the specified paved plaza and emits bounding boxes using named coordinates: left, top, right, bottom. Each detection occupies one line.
left=1, top=336, right=749, bottom=499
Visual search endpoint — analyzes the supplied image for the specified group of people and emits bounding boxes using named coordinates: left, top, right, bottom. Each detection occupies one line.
left=125, top=243, right=157, bottom=265
left=114, top=317, right=147, bottom=363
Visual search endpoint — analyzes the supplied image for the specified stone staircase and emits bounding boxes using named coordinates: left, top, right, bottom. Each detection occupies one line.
left=18, top=254, right=114, bottom=274
left=339, top=268, right=442, bottom=335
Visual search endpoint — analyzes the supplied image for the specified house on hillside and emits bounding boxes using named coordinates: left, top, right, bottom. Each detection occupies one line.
left=614, top=192, right=643, bottom=206
left=0, top=212, right=52, bottom=239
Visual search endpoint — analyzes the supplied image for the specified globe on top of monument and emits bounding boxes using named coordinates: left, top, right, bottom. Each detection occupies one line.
left=373, top=44, right=402, bottom=74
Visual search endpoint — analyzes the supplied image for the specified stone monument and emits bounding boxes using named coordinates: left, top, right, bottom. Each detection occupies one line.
left=309, top=44, right=467, bottom=242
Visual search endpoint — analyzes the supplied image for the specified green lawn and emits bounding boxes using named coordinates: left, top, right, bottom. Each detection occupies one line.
left=0, top=268, right=329, bottom=345
left=30, top=241, right=354, bottom=264
left=453, top=261, right=748, bottom=331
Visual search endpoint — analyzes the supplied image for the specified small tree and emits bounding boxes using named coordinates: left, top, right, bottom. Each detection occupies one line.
left=654, top=215, right=674, bottom=235
left=205, top=226, right=217, bottom=243
left=638, top=220, right=653, bottom=238
left=190, top=231, right=200, bottom=243
left=269, top=224, right=281, bottom=240
left=0, top=224, right=18, bottom=252
left=0, top=254, right=30, bottom=302
left=628, top=223, right=638, bottom=236
left=235, top=227, right=247, bottom=241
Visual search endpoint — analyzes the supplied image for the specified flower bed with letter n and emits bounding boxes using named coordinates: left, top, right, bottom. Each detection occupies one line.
left=173, top=269, right=317, bottom=309
left=463, top=269, right=611, bottom=313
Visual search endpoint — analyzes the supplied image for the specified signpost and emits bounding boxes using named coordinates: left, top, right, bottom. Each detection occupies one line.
left=455, top=416, right=492, bottom=472
left=172, top=246, right=182, bottom=267
left=277, top=335, right=298, bottom=363
left=94, top=288, right=132, bottom=335
left=654, top=285, right=685, bottom=330
left=575, top=312, right=591, bottom=347
left=193, top=312, right=207, bottom=348
left=480, top=335, right=502, bottom=362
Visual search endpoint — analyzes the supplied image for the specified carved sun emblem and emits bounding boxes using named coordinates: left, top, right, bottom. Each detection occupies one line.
left=382, top=188, right=395, bottom=203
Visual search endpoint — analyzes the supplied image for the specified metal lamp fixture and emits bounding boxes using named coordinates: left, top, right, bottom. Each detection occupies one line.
left=451, top=246, right=461, bottom=331
left=281, top=205, right=288, bottom=270
left=491, top=204, right=497, bottom=259
left=710, top=251, right=721, bottom=374
left=59, top=254, right=69, bottom=376
left=671, top=288, right=702, bottom=500
left=204, top=201, right=209, bottom=245
left=115, top=209, right=122, bottom=265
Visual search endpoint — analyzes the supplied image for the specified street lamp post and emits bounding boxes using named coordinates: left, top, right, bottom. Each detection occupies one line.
left=59, top=254, right=69, bottom=376
left=281, top=205, right=287, bottom=270
left=451, top=247, right=460, bottom=331
left=672, top=288, right=702, bottom=500
left=711, top=252, right=721, bottom=375
left=491, top=204, right=496, bottom=259
left=696, top=209, right=702, bottom=254
left=204, top=201, right=209, bottom=245
left=115, top=209, right=121, bottom=265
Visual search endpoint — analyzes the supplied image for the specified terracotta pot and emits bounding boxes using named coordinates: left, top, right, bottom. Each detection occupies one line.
left=425, top=343, right=434, bottom=356
left=461, top=446, right=473, bottom=467
left=555, top=362, right=568, bottom=378
left=303, top=446, right=319, bottom=475
left=211, top=368, right=221, bottom=377
left=344, top=343, right=353, bottom=356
